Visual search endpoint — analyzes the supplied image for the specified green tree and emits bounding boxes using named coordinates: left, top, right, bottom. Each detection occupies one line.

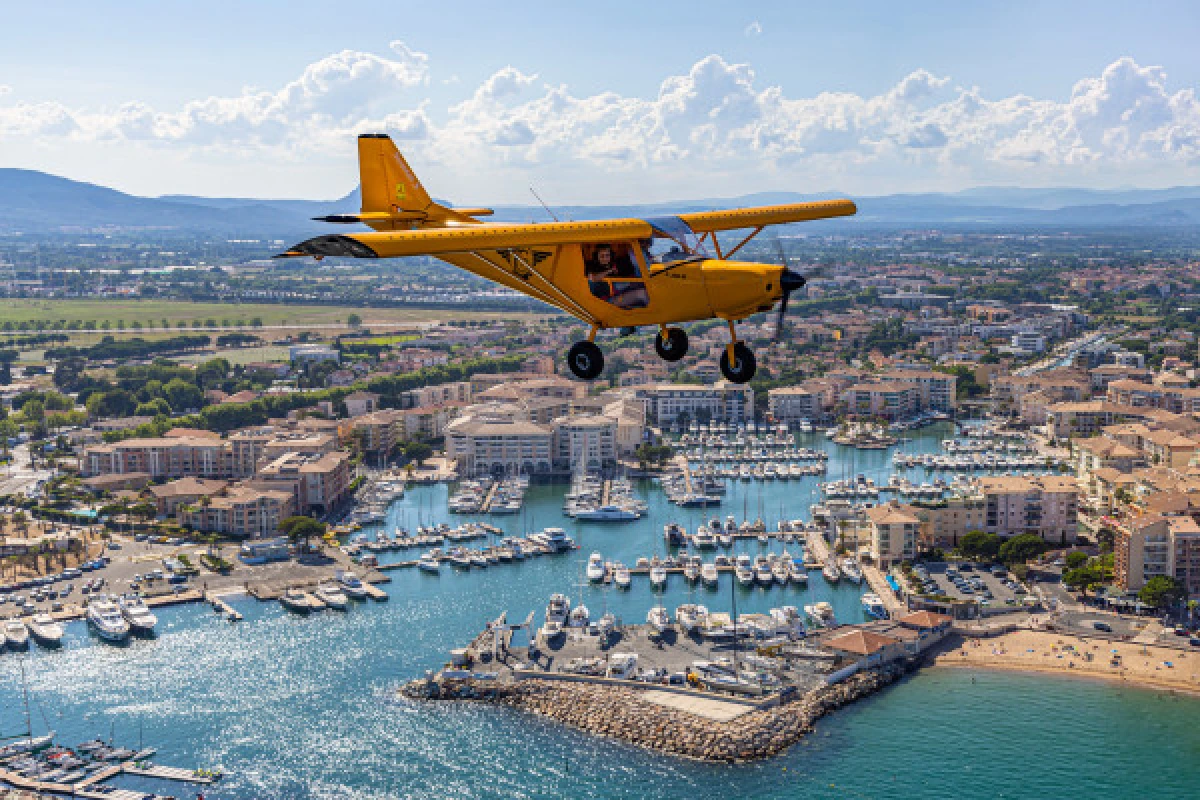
left=998, top=533, right=1049, bottom=566
left=403, top=440, right=433, bottom=466
left=1062, top=565, right=1105, bottom=597
left=1139, top=576, right=1187, bottom=609
left=281, top=516, right=326, bottom=550
left=163, top=378, right=204, bottom=412
left=347, top=313, right=363, bottom=328
left=1064, top=551, right=1089, bottom=570
left=958, top=530, right=1002, bottom=561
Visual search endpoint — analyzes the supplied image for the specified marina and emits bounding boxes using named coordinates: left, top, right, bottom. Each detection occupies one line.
left=2, top=421, right=1199, bottom=796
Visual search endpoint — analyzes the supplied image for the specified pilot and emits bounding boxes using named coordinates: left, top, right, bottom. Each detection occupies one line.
left=587, top=244, right=648, bottom=309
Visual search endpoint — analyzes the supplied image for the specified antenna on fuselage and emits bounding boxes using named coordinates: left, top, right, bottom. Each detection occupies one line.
left=529, top=187, right=560, bottom=222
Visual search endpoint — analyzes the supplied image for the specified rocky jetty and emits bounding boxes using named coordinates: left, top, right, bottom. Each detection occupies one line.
left=401, top=663, right=910, bottom=762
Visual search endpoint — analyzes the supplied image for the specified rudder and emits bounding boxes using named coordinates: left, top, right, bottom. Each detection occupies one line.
left=358, top=134, right=432, bottom=215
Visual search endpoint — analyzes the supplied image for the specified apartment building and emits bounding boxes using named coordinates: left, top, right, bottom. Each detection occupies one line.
left=81, top=434, right=232, bottom=480
left=343, top=391, right=380, bottom=417
left=841, top=382, right=920, bottom=421
left=178, top=485, right=295, bottom=538
left=444, top=408, right=554, bottom=477
left=252, top=451, right=352, bottom=513
left=1107, top=379, right=1200, bottom=413
left=552, top=414, right=618, bottom=472
left=908, top=496, right=986, bottom=549
left=878, top=369, right=958, bottom=413
left=1045, top=401, right=1133, bottom=439
left=768, top=387, right=823, bottom=425
left=864, top=501, right=920, bottom=566
left=146, top=477, right=228, bottom=517
left=977, top=475, right=1079, bottom=543
left=350, top=409, right=402, bottom=455
left=635, top=382, right=754, bottom=427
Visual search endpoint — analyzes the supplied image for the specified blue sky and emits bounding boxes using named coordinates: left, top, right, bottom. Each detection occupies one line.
left=2, top=1, right=1199, bottom=202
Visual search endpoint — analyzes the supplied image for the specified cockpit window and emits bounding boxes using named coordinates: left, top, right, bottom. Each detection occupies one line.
left=641, top=216, right=707, bottom=266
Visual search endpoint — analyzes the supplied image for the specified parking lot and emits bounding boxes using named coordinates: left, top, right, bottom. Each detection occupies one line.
left=911, top=561, right=1028, bottom=607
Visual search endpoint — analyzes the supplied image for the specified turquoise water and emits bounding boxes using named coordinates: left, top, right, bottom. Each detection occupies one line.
left=3, top=425, right=1198, bottom=799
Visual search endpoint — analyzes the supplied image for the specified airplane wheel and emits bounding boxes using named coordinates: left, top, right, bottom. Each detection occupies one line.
left=719, top=343, right=756, bottom=384
left=567, top=341, right=605, bottom=380
left=655, top=327, right=689, bottom=362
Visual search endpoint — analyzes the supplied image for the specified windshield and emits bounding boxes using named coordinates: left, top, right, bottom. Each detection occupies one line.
left=641, top=216, right=708, bottom=265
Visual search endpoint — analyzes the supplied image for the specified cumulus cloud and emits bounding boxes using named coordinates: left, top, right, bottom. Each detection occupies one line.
left=1, top=48, right=1199, bottom=195
left=744, top=21, right=762, bottom=37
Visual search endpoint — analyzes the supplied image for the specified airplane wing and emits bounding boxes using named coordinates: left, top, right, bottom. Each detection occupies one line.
left=275, top=219, right=653, bottom=259
left=678, top=200, right=857, bottom=233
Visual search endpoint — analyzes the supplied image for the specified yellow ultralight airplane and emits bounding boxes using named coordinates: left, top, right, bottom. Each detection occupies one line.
left=277, top=134, right=856, bottom=383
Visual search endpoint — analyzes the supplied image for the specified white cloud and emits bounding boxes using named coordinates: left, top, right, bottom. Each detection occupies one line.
left=1, top=48, right=1199, bottom=198
left=744, top=21, right=762, bottom=37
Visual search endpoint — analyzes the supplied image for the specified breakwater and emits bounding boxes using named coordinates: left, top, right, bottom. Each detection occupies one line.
left=401, top=664, right=911, bottom=762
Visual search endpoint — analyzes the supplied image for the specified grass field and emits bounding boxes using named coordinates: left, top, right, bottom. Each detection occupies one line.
left=0, top=299, right=546, bottom=330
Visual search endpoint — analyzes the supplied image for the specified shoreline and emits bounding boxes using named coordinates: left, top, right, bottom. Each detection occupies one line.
left=928, top=630, right=1200, bottom=696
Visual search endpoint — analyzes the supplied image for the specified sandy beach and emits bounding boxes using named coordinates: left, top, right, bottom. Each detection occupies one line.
left=931, top=630, right=1200, bottom=694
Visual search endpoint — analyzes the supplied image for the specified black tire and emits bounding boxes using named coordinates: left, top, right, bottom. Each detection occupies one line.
left=654, top=327, right=689, bottom=362
left=719, top=343, right=756, bottom=383
left=567, top=341, right=605, bottom=380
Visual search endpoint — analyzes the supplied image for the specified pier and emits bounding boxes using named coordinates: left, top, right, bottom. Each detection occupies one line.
left=862, top=564, right=905, bottom=616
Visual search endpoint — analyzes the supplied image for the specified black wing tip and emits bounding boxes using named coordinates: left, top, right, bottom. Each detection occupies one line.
left=274, top=235, right=379, bottom=259
left=358, top=133, right=390, bottom=140
left=312, top=214, right=361, bottom=223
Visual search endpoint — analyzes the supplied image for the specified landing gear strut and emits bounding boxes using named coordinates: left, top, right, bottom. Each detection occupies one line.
left=655, top=326, right=689, bottom=362
left=718, top=320, right=756, bottom=383
left=567, top=340, right=604, bottom=380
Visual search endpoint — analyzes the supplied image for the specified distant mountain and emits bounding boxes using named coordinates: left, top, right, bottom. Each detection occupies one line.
left=4, top=167, right=1200, bottom=234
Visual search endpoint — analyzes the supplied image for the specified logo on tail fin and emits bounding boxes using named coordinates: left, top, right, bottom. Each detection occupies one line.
left=395, top=184, right=407, bottom=204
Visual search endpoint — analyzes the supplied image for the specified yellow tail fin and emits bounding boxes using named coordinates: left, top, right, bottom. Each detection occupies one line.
left=358, top=133, right=432, bottom=215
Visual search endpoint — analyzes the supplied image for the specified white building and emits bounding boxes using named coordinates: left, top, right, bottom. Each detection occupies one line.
left=635, top=382, right=754, bottom=428
left=551, top=414, right=617, bottom=472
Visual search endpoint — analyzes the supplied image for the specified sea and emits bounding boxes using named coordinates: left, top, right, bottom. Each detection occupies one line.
left=3, top=424, right=1199, bottom=799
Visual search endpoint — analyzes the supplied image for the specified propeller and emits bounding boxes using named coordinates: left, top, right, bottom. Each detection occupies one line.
left=772, top=236, right=807, bottom=341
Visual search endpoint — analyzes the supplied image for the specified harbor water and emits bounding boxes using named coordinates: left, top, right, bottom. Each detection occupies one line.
left=3, top=425, right=1199, bottom=798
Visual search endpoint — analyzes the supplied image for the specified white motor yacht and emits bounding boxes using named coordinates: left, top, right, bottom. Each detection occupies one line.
left=87, top=598, right=131, bottom=642
left=683, top=559, right=701, bottom=583
left=804, top=601, right=837, bottom=628
left=701, top=563, right=719, bottom=588
left=315, top=584, right=350, bottom=611
left=280, top=589, right=314, bottom=614
left=336, top=571, right=370, bottom=599
left=735, top=559, right=755, bottom=587
left=574, top=505, right=639, bottom=522
left=649, top=565, right=667, bottom=589
left=586, top=552, right=606, bottom=582
left=545, top=593, right=571, bottom=625
left=675, top=603, right=708, bottom=634
left=567, top=604, right=590, bottom=628
left=646, top=605, right=670, bottom=635
left=841, top=558, right=864, bottom=585
left=613, top=562, right=632, bottom=589
left=417, top=553, right=441, bottom=573
left=4, top=619, right=30, bottom=650
left=27, top=614, right=64, bottom=647
left=117, top=595, right=158, bottom=634
left=755, top=559, right=774, bottom=586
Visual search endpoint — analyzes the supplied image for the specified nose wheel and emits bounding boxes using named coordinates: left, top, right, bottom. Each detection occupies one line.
left=655, top=327, right=689, bottom=362
left=719, top=342, right=756, bottom=383
left=567, top=340, right=605, bottom=380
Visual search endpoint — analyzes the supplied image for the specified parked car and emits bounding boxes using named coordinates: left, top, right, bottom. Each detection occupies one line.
left=1093, top=621, right=1114, bottom=632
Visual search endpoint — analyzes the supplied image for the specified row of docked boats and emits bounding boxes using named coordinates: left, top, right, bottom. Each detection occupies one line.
left=448, top=475, right=530, bottom=515
left=279, top=572, right=372, bottom=613
left=563, top=475, right=647, bottom=521
left=80, top=594, right=158, bottom=644
left=891, top=452, right=1063, bottom=471
left=416, top=528, right=575, bottom=573
left=538, top=593, right=617, bottom=642
left=685, top=461, right=829, bottom=481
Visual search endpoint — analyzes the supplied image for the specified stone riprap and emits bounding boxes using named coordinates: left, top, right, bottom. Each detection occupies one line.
left=401, top=664, right=910, bottom=762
